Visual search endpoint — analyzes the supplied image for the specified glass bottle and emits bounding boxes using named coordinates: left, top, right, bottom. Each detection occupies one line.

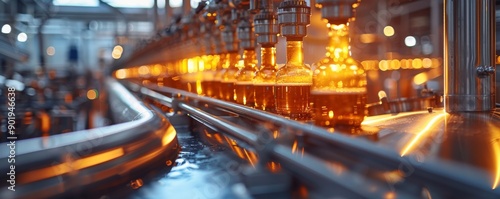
left=235, top=49, right=257, bottom=106
left=311, top=23, right=367, bottom=127
left=201, top=55, right=219, bottom=97
left=253, top=46, right=277, bottom=112
left=213, top=53, right=228, bottom=99
left=220, top=52, right=240, bottom=101
left=275, top=40, right=312, bottom=120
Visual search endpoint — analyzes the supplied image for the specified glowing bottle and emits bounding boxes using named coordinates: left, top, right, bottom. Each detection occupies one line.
left=275, top=40, right=312, bottom=120
left=235, top=17, right=257, bottom=106
left=276, top=0, right=312, bottom=120
left=253, top=46, right=277, bottom=112
left=253, top=6, right=279, bottom=112
left=220, top=52, right=240, bottom=101
left=311, top=24, right=367, bottom=127
left=213, top=53, right=227, bottom=98
left=235, top=49, right=257, bottom=106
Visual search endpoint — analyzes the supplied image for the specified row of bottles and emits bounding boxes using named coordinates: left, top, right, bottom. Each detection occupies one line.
left=116, top=0, right=367, bottom=129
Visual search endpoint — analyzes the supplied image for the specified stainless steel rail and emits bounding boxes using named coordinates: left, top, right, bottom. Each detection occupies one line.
left=178, top=103, right=259, bottom=146
left=0, top=79, right=179, bottom=199
left=131, top=81, right=500, bottom=198
left=134, top=82, right=398, bottom=198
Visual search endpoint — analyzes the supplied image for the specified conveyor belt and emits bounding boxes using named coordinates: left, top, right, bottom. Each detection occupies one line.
left=126, top=80, right=500, bottom=199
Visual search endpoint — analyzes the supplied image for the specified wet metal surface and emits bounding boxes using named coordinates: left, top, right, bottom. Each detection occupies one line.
left=361, top=108, right=500, bottom=189
left=128, top=127, right=252, bottom=199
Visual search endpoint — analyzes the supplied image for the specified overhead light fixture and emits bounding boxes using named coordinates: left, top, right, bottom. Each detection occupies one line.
left=17, top=32, right=28, bottom=42
left=383, top=26, right=395, bottom=37
left=1, top=24, right=11, bottom=34
left=404, top=36, right=416, bottom=47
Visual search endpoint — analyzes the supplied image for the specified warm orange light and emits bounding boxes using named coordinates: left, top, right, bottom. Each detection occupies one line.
left=493, top=139, right=500, bottom=189
left=213, top=133, right=224, bottom=144
left=331, top=24, right=346, bottom=30
left=267, top=161, right=281, bottom=173
left=361, top=58, right=441, bottom=71
left=243, top=149, right=256, bottom=167
left=412, top=58, right=422, bottom=69
left=383, top=26, right=395, bottom=37
left=389, top=59, right=400, bottom=70
left=187, top=58, right=196, bottom=73
left=40, top=112, right=50, bottom=136
left=413, top=72, right=429, bottom=85
left=292, top=140, right=298, bottom=154
left=400, top=113, right=447, bottom=156
left=384, top=191, right=397, bottom=199
left=401, top=59, right=410, bottom=69
left=362, top=111, right=429, bottom=125
left=196, top=80, right=203, bottom=95
left=379, top=60, right=389, bottom=71
left=64, top=93, right=73, bottom=103
left=273, top=130, right=279, bottom=139
left=422, top=58, right=432, bottom=68
left=162, top=125, right=177, bottom=146
left=87, top=89, right=98, bottom=100
left=20, top=148, right=124, bottom=184
left=112, top=45, right=123, bottom=59
left=432, top=58, right=441, bottom=67
left=151, top=64, right=162, bottom=76
left=360, top=34, right=377, bottom=44
left=138, top=65, right=150, bottom=76
left=115, top=69, right=127, bottom=79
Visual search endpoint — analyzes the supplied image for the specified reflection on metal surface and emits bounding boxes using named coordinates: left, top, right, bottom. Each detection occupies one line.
left=130, top=179, right=144, bottom=189
left=384, top=191, right=396, bottom=199
left=493, top=139, right=500, bottom=189
left=400, top=112, right=447, bottom=156
left=19, top=148, right=124, bottom=184
left=267, top=161, right=282, bottom=173
left=162, top=125, right=177, bottom=146
left=362, top=111, right=428, bottom=125
left=291, top=139, right=305, bottom=156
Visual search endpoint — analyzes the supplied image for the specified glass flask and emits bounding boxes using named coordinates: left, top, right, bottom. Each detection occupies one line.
left=213, top=53, right=228, bottom=99
left=311, top=23, right=367, bottom=127
left=253, top=46, right=277, bottom=112
left=235, top=49, right=257, bottom=106
left=220, top=52, right=240, bottom=101
left=275, top=40, right=312, bottom=120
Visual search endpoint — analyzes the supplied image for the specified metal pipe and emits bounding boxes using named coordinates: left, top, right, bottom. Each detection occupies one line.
left=135, top=82, right=500, bottom=197
left=444, top=0, right=496, bottom=112
left=178, top=103, right=260, bottom=146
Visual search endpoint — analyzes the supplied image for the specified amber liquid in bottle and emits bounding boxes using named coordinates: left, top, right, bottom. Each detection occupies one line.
left=235, top=49, right=257, bottom=106
left=201, top=55, right=219, bottom=97
left=311, top=24, right=367, bottom=127
left=254, top=47, right=277, bottom=112
left=275, top=40, right=312, bottom=120
left=213, top=53, right=228, bottom=99
left=220, top=52, right=240, bottom=101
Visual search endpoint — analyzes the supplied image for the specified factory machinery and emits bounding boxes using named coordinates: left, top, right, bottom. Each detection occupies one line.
left=2, top=0, right=500, bottom=198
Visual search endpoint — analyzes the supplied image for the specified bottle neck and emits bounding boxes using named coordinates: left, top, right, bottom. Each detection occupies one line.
left=227, top=52, right=240, bottom=69
left=260, top=46, right=276, bottom=70
left=286, top=40, right=304, bottom=67
left=242, top=49, right=257, bottom=69
left=327, top=24, right=350, bottom=61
